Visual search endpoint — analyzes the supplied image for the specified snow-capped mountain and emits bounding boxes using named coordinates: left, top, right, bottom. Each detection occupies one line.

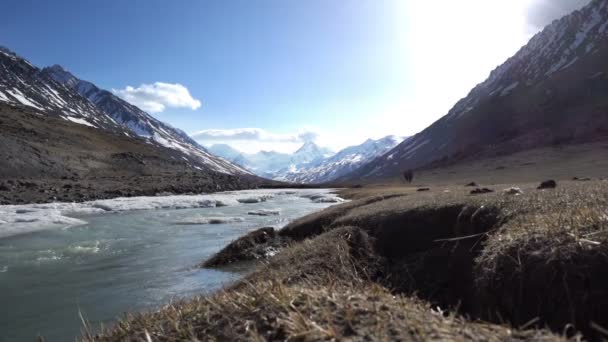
left=290, top=141, right=334, bottom=166
left=208, top=141, right=332, bottom=179
left=343, top=0, right=608, bottom=181
left=0, top=46, right=248, bottom=175
left=209, top=136, right=402, bottom=183
left=0, top=47, right=124, bottom=132
left=275, top=136, right=403, bottom=183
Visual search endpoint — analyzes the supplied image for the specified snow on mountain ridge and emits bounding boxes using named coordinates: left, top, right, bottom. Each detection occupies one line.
left=210, top=136, right=402, bottom=183
left=41, top=64, right=250, bottom=175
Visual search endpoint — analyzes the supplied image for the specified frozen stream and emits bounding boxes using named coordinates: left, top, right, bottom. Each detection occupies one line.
left=0, top=189, right=343, bottom=341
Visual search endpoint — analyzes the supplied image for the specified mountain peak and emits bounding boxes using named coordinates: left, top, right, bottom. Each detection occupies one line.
left=46, top=64, right=67, bottom=72
left=42, top=64, right=80, bottom=87
left=295, top=141, right=320, bottom=153
left=0, top=46, right=15, bottom=55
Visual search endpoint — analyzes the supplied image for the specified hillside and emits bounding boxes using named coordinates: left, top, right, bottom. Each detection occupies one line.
left=343, top=0, right=608, bottom=181
left=0, top=104, right=262, bottom=204
left=0, top=47, right=262, bottom=204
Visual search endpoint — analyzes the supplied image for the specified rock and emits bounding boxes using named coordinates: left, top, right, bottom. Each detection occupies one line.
left=202, top=227, right=282, bottom=267
left=417, top=188, right=431, bottom=192
left=471, top=188, right=494, bottom=195
left=504, top=187, right=523, bottom=195
left=537, top=180, right=557, bottom=189
left=465, top=182, right=478, bottom=187
left=0, top=184, right=9, bottom=191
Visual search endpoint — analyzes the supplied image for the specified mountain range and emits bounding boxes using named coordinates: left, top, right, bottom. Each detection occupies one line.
left=342, top=0, right=608, bottom=181
left=208, top=136, right=402, bottom=183
left=2, top=0, right=607, bottom=194
left=0, top=48, right=248, bottom=176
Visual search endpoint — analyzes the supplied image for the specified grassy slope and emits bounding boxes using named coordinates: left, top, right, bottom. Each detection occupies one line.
left=91, top=179, right=608, bottom=341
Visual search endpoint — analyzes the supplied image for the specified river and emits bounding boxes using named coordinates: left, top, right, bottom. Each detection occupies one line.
left=0, top=189, right=342, bottom=341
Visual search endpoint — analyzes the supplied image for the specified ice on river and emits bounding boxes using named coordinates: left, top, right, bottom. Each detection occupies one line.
left=0, top=189, right=343, bottom=238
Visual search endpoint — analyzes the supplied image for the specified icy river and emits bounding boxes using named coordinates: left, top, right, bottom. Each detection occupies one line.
left=0, top=189, right=342, bottom=341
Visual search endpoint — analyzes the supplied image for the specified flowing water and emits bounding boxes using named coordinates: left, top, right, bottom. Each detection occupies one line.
left=0, top=189, right=341, bottom=341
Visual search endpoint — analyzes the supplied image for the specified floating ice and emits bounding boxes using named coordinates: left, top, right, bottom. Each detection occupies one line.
left=174, top=216, right=245, bottom=225
left=0, top=189, right=342, bottom=238
left=248, top=209, right=281, bottom=216
left=237, top=195, right=273, bottom=204
left=312, top=197, right=345, bottom=203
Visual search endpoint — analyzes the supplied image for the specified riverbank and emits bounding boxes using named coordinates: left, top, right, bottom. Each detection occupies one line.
left=0, top=172, right=324, bottom=205
left=89, top=179, right=608, bottom=340
left=0, top=175, right=259, bottom=205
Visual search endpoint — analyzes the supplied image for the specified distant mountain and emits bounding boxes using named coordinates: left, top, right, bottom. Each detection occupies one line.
left=208, top=142, right=331, bottom=179
left=342, top=0, right=608, bottom=181
left=290, top=141, right=334, bottom=166
left=275, top=136, right=403, bottom=183
left=207, top=144, right=244, bottom=162
left=209, top=136, right=402, bottom=183
left=40, top=65, right=248, bottom=175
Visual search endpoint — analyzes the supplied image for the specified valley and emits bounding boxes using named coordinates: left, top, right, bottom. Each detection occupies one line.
left=1, top=0, right=608, bottom=341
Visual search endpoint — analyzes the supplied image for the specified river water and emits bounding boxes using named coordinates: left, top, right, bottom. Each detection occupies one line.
left=0, top=189, right=341, bottom=341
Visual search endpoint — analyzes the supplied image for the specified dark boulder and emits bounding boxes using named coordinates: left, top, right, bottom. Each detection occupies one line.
left=471, top=188, right=494, bottom=195
left=537, top=180, right=557, bottom=189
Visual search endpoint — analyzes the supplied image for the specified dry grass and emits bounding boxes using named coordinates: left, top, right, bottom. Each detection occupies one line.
left=86, top=227, right=567, bottom=342
left=89, top=180, right=608, bottom=341
left=86, top=282, right=567, bottom=342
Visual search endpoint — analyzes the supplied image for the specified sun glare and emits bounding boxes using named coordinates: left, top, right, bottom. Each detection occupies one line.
left=382, top=0, right=533, bottom=135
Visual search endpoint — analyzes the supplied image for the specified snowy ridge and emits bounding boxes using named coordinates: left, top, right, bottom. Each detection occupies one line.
left=42, top=65, right=250, bottom=175
left=0, top=48, right=124, bottom=131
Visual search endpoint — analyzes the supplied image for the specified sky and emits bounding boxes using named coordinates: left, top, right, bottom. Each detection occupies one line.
left=0, top=0, right=591, bottom=153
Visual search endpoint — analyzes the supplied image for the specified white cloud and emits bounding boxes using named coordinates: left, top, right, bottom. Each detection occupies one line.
left=191, top=128, right=318, bottom=143
left=191, top=128, right=321, bottom=153
left=112, top=82, right=201, bottom=113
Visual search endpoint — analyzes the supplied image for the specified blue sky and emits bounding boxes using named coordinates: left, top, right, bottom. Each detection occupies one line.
left=0, top=0, right=589, bottom=153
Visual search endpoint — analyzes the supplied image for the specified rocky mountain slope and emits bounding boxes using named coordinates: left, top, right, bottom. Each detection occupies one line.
left=210, top=136, right=401, bottom=183
left=0, top=103, right=261, bottom=204
left=0, top=47, right=248, bottom=176
left=343, top=0, right=608, bottom=181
